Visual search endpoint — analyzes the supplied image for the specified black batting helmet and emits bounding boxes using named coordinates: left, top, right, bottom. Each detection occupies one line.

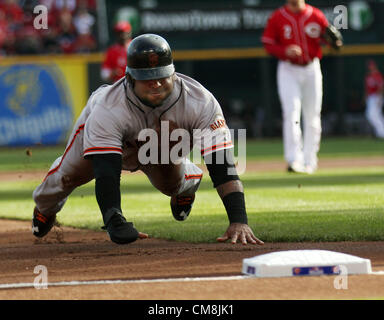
left=125, top=34, right=175, bottom=80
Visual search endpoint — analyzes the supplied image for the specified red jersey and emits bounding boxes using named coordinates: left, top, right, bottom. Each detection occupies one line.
left=101, top=43, right=130, bottom=83
left=0, top=17, right=8, bottom=47
left=262, top=4, right=329, bottom=65
left=365, top=71, right=384, bottom=95
left=0, top=3, right=23, bottom=23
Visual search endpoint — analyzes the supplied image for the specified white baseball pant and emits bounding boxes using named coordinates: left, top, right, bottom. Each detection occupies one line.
left=33, top=123, right=203, bottom=217
left=365, top=94, right=384, bottom=138
left=277, top=58, right=323, bottom=169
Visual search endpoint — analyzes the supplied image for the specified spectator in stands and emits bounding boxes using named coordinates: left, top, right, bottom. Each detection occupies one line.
left=14, top=0, right=43, bottom=54
left=0, top=0, right=99, bottom=55
left=0, top=0, right=24, bottom=26
left=39, top=0, right=96, bottom=13
left=100, top=21, right=132, bottom=83
left=0, top=6, right=16, bottom=55
left=84, top=0, right=97, bottom=12
left=0, top=0, right=23, bottom=55
left=72, top=0, right=96, bottom=53
left=52, top=0, right=77, bottom=13
left=56, top=8, right=77, bottom=53
left=0, top=9, right=8, bottom=55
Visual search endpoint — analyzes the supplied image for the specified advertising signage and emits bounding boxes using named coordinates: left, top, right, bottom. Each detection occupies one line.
left=106, top=0, right=384, bottom=49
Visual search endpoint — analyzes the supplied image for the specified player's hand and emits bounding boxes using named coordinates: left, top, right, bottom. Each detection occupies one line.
left=335, top=39, right=343, bottom=48
left=217, top=223, right=264, bottom=245
left=138, top=231, right=149, bottom=239
left=286, top=45, right=303, bottom=58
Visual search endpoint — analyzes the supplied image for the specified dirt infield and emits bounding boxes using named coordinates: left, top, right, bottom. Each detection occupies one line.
left=0, top=220, right=383, bottom=300
left=1, top=156, right=384, bottom=300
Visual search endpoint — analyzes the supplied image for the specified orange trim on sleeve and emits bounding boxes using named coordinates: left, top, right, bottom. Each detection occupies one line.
left=200, top=141, right=233, bottom=156
left=83, top=147, right=123, bottom=155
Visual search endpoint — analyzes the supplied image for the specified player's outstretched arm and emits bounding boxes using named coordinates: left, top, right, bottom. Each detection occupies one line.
left=215, top=181, right=264, bottom=245
left=204, top=150, right=264, bottom=245
left=90, top=153, right=149, bottom=243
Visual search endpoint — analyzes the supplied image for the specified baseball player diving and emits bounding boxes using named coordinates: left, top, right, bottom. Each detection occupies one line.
left=262, top=0, right=343, bottom=173
left=32, top=34, right=264, bottom=246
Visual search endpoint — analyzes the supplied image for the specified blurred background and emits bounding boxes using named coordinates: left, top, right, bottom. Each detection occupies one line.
left=0, top=0, right=383, bottom=146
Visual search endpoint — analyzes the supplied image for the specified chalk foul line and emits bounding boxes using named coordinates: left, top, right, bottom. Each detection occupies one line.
left=1, top=271, right=384, bottom=290
left=0, top=275, right=248, bottom=290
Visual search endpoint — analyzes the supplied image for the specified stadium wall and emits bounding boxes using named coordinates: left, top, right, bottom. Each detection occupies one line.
left=0, top=43, right=383, bottom=147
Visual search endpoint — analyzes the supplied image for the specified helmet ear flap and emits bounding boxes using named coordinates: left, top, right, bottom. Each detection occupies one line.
left=125, top=72, right=135, bottom=87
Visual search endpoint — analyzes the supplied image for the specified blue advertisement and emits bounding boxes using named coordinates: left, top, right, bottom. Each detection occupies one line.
left=0, top=64, right=74, bottom=146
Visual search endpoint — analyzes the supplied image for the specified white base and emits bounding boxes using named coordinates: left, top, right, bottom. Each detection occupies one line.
left=242, top=250, right=372, bottom=278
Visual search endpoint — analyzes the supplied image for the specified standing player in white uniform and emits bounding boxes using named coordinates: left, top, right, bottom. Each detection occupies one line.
left=32, top=34, right=264, bottom=246
left=364, top=59, right=384, bottom=139
left=262, top=0, right=343, bottom=173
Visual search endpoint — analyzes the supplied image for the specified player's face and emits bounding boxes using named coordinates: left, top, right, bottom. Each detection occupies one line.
left=287, top=0, right=304, bottom=6
left=368, top=62, right=377, bottom=73
left=117, top=31, right=131, bottom=44
left=133, top=75, right=174, bottom=107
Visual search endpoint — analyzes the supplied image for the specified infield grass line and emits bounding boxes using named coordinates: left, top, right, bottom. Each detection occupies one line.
left=1, top=137, right=383, bottom=172
left=0, top=138, right=383, bottom=243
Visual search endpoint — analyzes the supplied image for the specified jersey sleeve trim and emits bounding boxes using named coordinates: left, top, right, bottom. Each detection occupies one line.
left=201, top=141, right=234, bottom=156
left=84, top=147, right=123, bottom=156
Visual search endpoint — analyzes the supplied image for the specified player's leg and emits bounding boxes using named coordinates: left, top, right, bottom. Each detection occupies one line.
left=366, top=94, right=384, bottom=138
left=140, top=158, right=203, bottom=221
left=170, top=158, right=203, bottom=221
left=32, top=122, right=93, bottom=237
left=277, top=61, right=305, bottom=172
left=375, top=96, right=384, bottom=138
left=301, top=59, right=323, bottom=173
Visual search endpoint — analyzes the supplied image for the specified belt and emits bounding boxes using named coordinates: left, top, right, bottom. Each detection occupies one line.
left=288, top=59, right=313, bottom=66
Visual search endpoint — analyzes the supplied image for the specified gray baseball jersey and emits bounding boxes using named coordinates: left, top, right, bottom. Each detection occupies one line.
left=83, top=72, right=233, bottom=169
left=33, top=73, right=233, bottom=216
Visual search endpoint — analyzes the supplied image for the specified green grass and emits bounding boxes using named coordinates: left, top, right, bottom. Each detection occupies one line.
left=242, top=137, right=384, bottom=160
left=0, top=137, right=383, bottom=243
left=1, top=164, right=383, bottom=243
left=1, top=137, right=383, bottom=171
left=0, top=145, right=64, bottom=171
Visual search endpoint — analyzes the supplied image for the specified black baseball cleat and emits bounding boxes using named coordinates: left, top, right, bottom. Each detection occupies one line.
left=32, top=207, right=56, bottom=238
left=102, top=209, right=139, bottom=244
left=170, top=194, right=195, bottom=221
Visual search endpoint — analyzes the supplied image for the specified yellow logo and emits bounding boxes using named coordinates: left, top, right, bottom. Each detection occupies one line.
left=1, top=68, right=42, bottom=116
